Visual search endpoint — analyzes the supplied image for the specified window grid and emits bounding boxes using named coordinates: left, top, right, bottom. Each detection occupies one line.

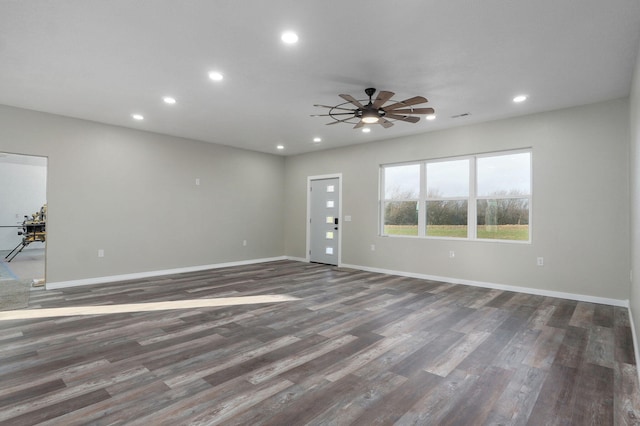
left=380, top=149, right=531, bottom=243
left=418, top=163, right=426, bottom=237
left=469, top=157, right=477, bottom=239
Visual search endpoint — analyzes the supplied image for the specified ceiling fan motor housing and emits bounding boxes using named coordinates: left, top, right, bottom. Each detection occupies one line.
left=356, top=105, right=386, bottom=120
left=359, top=88, right=385, bottom=121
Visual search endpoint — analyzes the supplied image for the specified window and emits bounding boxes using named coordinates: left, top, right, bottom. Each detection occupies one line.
left=380, top=149, right=531, bottom=242
left=382, top=163, right=420, bottom=236
left=426, top=159, right=469, bottom=238
left=476, top=152, right=530, bottom=241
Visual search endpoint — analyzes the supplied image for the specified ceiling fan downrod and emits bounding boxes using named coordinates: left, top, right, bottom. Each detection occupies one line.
left=359, top=88, right=384, bottom=123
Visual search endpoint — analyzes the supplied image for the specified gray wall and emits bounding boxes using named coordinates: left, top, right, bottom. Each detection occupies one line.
left=0, top=95, right=632, bottom=303
left=285, top=98, right=630, bottom=301
left=630, top=43, right=640, bottom=350
left=0, top=105, right=285, bottom=283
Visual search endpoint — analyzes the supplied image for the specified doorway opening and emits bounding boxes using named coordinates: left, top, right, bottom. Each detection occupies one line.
left=0, top=152, right=47, bottom=300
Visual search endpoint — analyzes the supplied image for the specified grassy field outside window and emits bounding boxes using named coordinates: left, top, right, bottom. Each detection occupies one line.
left=385, top=224, right=528, bottom=240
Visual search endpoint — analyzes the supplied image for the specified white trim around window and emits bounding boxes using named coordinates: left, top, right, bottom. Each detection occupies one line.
left=380, top=148, right=532, bottom=243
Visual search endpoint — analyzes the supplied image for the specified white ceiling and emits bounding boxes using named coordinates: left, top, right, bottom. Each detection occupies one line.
left=1, top=0, right=639, bottom=156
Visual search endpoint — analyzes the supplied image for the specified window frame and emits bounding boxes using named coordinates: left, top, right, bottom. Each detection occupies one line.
left=379, top=161, right=422, bottom=237
left=424, top=156, right=472, bottom=239
left=379, top=148, right=532, bottom=243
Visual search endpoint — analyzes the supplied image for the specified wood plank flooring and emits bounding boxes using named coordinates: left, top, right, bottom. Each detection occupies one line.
left=0, top=260, right=639, bottom=425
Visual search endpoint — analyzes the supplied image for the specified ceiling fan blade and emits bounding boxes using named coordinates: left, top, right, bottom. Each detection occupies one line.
left=372, top=91, right=394, bottom=108
left=379, top=118, right=394, bottom=128
left=339, top=94, right=364, bottom=108
left=314, top=104, right=356, bottom=111
left=386, top=114, right=420, bottom=123
left=384, top=96, right=428, bottom=110
left=353, top=120, right=365, bottom=129
left=390, top=107, right=435, bottom=115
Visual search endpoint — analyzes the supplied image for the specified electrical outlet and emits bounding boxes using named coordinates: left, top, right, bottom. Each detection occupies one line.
left=370, top=244, right=375, bottom=251
left=243, top=240, right=247, bottom=246
left=195, top=178, right=200, bottom=186
left=537, top=257, right=544, bottom=266
left=98, top=249, right=104, bottom=258
left=449, top=251, right=455, bottom=258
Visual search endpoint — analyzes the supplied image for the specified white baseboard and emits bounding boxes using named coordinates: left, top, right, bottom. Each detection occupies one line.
left=339, top=262, right=630, bottom=308
left=46, top=256, right=630, bottom=308
left=46, top=256, right=288, bottom=290
left=285, top=256, right=307, bottom=263
left=628, top=308, right=640, bottom=385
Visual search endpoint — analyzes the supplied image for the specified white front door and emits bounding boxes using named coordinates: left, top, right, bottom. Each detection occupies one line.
left=309, top=177, right=340, bottom=265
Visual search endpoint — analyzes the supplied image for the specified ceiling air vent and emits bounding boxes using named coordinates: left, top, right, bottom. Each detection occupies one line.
left=451, top=113, right=471, bottom=118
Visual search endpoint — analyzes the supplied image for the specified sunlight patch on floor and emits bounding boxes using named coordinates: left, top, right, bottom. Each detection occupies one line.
left=0, top=294, right=300, bottom=320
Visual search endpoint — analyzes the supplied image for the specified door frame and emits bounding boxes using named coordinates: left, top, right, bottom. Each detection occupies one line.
left=0, top=151, right=48, bottom=285
left=306, top=173, right=342, bottom=266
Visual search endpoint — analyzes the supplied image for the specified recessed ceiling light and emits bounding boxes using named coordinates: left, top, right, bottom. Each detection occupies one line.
left=362, top=128, right=371, bottom=133
left=313, top=137, right=322, bottom=143
left=281, top=31, right=299, bottom=44
left=426, top=114, right=436, bottom=121
left=276, top=144, right=285, bottom=150
left=513, top=95, right=528, bottom=103
left=132, top=114, right=144, bottom=121
left=208, top=71, right=224, bottom=81
left=163, top=96, right=176, bottom=104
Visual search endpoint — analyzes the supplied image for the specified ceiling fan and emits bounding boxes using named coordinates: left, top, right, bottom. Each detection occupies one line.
left=312, top=87, right=434, bottom=128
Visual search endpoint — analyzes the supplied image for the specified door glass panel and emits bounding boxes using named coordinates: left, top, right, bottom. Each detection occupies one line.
left=326, top=231, right=334, bottom=239
left=326, top=200, right=334, bottom=208
left=326, top=216, right=334, bottom=224
left=326, top=185, right=335, bottom=193
left=325, top=247, right=334, bottom=254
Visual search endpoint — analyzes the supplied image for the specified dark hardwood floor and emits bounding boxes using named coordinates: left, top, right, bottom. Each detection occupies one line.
left=0, top=260, right=639, bottom=425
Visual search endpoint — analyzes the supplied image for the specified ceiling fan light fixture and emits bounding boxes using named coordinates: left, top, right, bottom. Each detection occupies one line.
left=361, top=109, right=380, bottom=124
